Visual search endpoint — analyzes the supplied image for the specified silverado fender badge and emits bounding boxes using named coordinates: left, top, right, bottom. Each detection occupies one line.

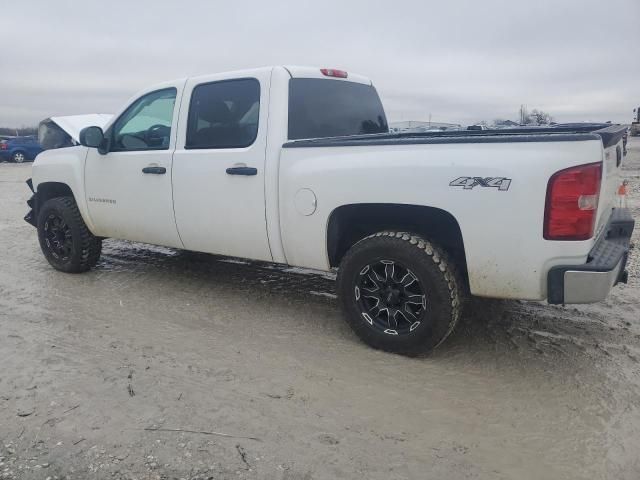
left=88, top=197, right=117, bottom=204
left=449, top=176, right=512, bottom=191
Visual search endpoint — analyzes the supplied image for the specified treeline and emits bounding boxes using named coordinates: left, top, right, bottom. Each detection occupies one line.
left=0, top=127, right=38, bottom=136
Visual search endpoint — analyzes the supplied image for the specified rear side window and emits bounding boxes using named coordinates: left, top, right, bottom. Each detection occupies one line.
left=186, top=78, right=260, bottom=149
left=288, top=79, right=388, bottom=140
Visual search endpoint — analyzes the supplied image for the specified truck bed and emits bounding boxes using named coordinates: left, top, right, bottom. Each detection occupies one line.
left=283, top=124, right=627, bottom=149
left=279, top=121, right=627, bottom=300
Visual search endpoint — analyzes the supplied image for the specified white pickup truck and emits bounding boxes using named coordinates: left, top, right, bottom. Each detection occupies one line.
left=25, top=66, right=634, bottom=355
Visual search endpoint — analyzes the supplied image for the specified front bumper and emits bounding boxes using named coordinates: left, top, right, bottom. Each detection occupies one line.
left=547, top=208, right=635, bottom=304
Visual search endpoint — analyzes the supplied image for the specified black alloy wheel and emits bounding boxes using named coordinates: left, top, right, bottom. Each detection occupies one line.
left=337, top=231, right=464, bottom=355
left=37, top=196, right=102, bottom=273
left=43, top=212, right=73, bottom=261
left=355, top=259, right=427, bottom=336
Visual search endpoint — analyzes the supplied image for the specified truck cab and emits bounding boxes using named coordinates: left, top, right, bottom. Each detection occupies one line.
left=31, top=66, right=387, bottom=261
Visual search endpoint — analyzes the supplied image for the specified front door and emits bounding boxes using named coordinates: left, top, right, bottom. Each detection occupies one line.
left=171, top=71, right=272, bottom=261
left=84, top=84, right=184, bottom=248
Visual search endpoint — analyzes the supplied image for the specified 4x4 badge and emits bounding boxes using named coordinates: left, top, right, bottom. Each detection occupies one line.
left=449, top=177, right=512, bottom=191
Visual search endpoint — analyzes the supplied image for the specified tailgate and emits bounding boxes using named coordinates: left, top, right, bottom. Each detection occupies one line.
left=594, top=125, right=627, bottom=235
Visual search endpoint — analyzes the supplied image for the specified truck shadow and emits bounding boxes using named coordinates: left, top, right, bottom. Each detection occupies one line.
left=438, top=296, right=635, bottom=369
left=99, top=239, right=339, bottom=304
left=98, top=240, right=632, bottom=368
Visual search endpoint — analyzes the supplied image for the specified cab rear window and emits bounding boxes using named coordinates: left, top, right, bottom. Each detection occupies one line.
left=288, top=79, right=388, bottom=140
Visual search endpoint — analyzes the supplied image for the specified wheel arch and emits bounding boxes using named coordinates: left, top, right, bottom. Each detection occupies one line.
left=327, top=203, right=468, bottom=286
left=37, top=181, right=75, bottom=204
left=33, top=181, right=97, bottom=233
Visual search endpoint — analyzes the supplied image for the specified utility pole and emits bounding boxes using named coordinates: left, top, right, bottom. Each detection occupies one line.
left=519, top=105, right=527, bottom=125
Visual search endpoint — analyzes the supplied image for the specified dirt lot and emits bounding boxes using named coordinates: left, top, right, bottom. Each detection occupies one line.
left=1, top=139, right=639, bottom=480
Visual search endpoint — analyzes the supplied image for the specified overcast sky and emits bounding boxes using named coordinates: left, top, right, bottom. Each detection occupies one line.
left=2, top=0, right=639, bottom=127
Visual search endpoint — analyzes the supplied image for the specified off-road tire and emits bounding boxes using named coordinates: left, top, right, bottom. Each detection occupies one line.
left=37, top=196, right=102, bottom=273
left=337, top=231, right=463, bottom=356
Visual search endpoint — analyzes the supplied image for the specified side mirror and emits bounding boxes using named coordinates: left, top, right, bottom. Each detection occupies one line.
left=79, top=126, right=105, bottom=149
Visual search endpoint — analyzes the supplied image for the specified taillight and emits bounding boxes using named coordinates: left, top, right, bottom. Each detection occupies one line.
left=0, top=143, right=7, bottom=150
left=320, top=68, right=348, bottom=78
left=544, top=162, right=602, bottom=240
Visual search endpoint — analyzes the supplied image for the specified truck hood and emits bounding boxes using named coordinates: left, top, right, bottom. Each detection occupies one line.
left=45, top=114, right=112, bottom=143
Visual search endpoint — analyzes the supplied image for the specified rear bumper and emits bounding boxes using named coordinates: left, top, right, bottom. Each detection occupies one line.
left=547, top=208, right=634, bottom=304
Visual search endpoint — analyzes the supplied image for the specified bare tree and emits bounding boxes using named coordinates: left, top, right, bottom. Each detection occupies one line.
left=527, top=109, right=553, bottom=125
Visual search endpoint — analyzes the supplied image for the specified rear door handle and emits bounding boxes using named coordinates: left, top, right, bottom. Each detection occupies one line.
left=226, top=166, right=257, bottom=176
left=142, top=166, right=166, bottom=174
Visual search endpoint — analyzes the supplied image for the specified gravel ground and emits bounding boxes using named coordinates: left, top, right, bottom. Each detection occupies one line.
left=0, top=139, right=639, bottom=480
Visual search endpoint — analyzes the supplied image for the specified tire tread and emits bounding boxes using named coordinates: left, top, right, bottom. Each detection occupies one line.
left=337, top=231, right=464, bottom=354
left=38, top=196, right=101, bottom=273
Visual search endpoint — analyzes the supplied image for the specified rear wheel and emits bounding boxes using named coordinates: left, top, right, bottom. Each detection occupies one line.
left=12, top=151, right=26, bottom=163
left=37, top=196, right=102, bottom=273
left=337, top=231, right=463, bottom=355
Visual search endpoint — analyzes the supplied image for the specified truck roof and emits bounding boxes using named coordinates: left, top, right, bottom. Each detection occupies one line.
left=181, top=66, right=373, bottom=89
left=283, top=66, right=372, bottom=85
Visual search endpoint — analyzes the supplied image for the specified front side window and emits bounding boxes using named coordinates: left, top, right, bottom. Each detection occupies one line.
left=186, top=78, right=260, bottom=149
left=111, top=88, right=177, bottom=152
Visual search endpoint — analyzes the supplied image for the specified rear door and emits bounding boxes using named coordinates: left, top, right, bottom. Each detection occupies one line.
left=171, top=69, right=272, bottom=261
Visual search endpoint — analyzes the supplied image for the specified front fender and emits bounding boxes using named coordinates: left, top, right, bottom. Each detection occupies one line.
left=30, top=146, right=95, bottom=233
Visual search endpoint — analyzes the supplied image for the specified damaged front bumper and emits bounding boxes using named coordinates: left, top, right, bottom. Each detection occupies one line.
left=24, top=178, right=37, bottom=227
left=547, top=208, right=635, bottom=304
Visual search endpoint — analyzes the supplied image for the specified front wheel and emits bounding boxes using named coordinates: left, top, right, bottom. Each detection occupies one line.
left=37, top=196, right=102, bottom=273
left=337, top=231, right=464, bottom=355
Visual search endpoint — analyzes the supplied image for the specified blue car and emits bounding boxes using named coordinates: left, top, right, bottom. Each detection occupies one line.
left=0, top=136, right=43, bottom=163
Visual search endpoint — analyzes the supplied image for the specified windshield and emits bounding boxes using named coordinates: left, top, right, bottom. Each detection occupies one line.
left=288, top=79, right=388, bottom=140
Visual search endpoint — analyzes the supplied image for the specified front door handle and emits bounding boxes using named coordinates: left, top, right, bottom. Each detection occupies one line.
left=142, top=166, right=166, bottom=174
left=226, top=166, right=257, bottom=176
